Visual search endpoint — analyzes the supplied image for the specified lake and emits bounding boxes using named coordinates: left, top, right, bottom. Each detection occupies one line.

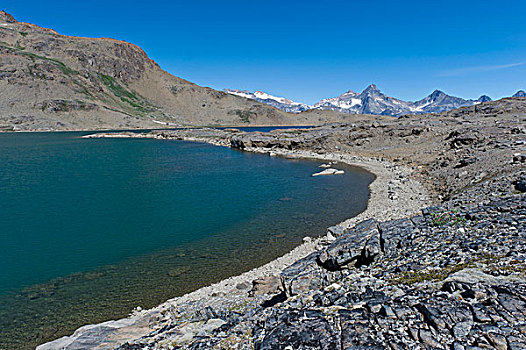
left=0, top=131, right=374, bottom=349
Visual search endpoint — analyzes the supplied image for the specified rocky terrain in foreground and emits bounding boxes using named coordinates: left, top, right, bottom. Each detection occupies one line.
left=40, top=97, right=525, bottom=349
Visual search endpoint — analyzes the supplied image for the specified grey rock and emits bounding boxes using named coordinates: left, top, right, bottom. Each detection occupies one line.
left=318, top=219, right=380, bottom=270
left=249, top=275, right=282, bottom=296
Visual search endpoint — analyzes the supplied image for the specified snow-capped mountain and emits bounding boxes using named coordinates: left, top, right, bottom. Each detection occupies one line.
left=224, top=85, right=496, bottom=116
left=314, top=84, right=415, bottom=116
left=410, top=89, right=491, bottom=115
left=314, top=85, right=492, bottom=116
left=224, top=89, right=311, bottom=113
left=513, top=90, right=526, bottom=97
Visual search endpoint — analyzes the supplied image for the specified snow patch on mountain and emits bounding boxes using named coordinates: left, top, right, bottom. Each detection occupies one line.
left=224, top=89, right=311, bottom=113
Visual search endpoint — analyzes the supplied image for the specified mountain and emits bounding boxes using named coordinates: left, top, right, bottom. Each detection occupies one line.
left=0, top=11, right=351, bottom=131
left=409, top=89, right=491, bottom=114
left=514, top=90, right=526, bottom=97
left=231, top=84, right=494, bottom=117
left=314, top=84, right=415, bottom=116
left=224, top=89, right=311, bottom=113
left=477, top=95, right=492, bottom=103
left=314, top=85, right=493, bottom=116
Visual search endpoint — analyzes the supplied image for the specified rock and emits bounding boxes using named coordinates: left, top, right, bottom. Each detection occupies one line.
left=325, top=231, right=336, bottom=242
left=280, top=252, right=322, bottom=296
left=249, top=275, right=282, bottom=296
left=312, top=168, right=345, bottom=176
left=455, top=157, right=477, bottom=168
left=203, top=318, right=226, bottom=333
left=230, top=136, right=245, bottom=149
left=418, top=329, right=443, bottom=348
left=452, top=321, right=472, bottom=339
left=486, top=331, right=508, bottom=350
left=235, top=281, right=251, bottom=290
left=318, top=219, right=380, bottom=270
left=326, top=224, right=348, bottom=237
left=513, top=176, right=526, bottom=192
left=256, top=310, right=340, bottom=350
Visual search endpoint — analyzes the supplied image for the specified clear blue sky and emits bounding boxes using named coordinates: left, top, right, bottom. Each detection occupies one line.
left=3, top=0, right=525, bottom=104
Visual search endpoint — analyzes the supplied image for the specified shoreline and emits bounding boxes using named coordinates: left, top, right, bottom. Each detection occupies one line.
left=38, top=138, right=430, bottom=349
left=144, top=148, right=429, bottom=305
left=0, top=123, right=319, bottom=133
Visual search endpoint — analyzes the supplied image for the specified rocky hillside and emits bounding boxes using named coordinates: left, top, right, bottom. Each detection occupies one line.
left=38, top=97, right=526, bottom=349
left=0, top=11, right=357, bottom=131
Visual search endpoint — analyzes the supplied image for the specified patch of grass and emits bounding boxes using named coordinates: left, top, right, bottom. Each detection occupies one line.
left=227, top=300, right=251, bottom=312
left=428, top=208, right=466, bottom=227
left=71, top=79, right=94, bottom=99
left=393, top=253, right=525, bottom=286
left=119, top=96, right=155, bottom=113
left=19, top=31, right=28, bottom=37
left=393, top=263, right=471, bottom=285
left=0, top=41, right=79, bottom=76
left=98, top=73, right=138, bottom=101
left=19, top=51, right=78, bottom=75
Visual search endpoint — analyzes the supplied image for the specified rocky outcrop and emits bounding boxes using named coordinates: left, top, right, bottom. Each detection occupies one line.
left=100, top=193, right=525, bottom=350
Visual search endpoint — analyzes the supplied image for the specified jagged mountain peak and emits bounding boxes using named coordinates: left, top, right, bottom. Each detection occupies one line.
left=342, top=89, right=358, bottom=95
left=363, top=84, right=381, bottom=94
left=430, top=89, right=446, bottom=97
left=477, top=95, right=492, bottom=103
left=513, top=90, right=526, bottom=97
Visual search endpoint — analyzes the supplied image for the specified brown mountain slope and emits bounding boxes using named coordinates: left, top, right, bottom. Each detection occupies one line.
left=0, top=11, right=361, bottom=131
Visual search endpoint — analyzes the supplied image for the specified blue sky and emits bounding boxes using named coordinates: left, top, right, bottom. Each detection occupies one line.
left=3, top=0, right=525, bottom=104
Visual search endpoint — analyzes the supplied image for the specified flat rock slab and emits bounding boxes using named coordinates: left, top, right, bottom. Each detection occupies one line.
left=312, top=168, right=345, bottom=176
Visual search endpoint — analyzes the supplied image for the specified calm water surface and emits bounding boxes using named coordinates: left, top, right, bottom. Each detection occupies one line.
left=0, top=131, right=374, bottom=349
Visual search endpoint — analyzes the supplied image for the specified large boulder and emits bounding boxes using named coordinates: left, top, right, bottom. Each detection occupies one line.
left=318, top=219, right=381, bottom=270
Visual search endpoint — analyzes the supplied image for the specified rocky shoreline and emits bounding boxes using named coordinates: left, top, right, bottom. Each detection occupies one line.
left=40, top=134, right=428, bottom=349
left=40, top=98, right=526, bottom=349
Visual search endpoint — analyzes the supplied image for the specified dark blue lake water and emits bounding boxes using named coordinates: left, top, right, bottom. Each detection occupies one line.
left=0, top=131, right=374, bottom=349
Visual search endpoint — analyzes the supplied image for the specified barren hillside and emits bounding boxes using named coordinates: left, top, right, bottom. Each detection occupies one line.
left=0, top=11, right=360, bottom=131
